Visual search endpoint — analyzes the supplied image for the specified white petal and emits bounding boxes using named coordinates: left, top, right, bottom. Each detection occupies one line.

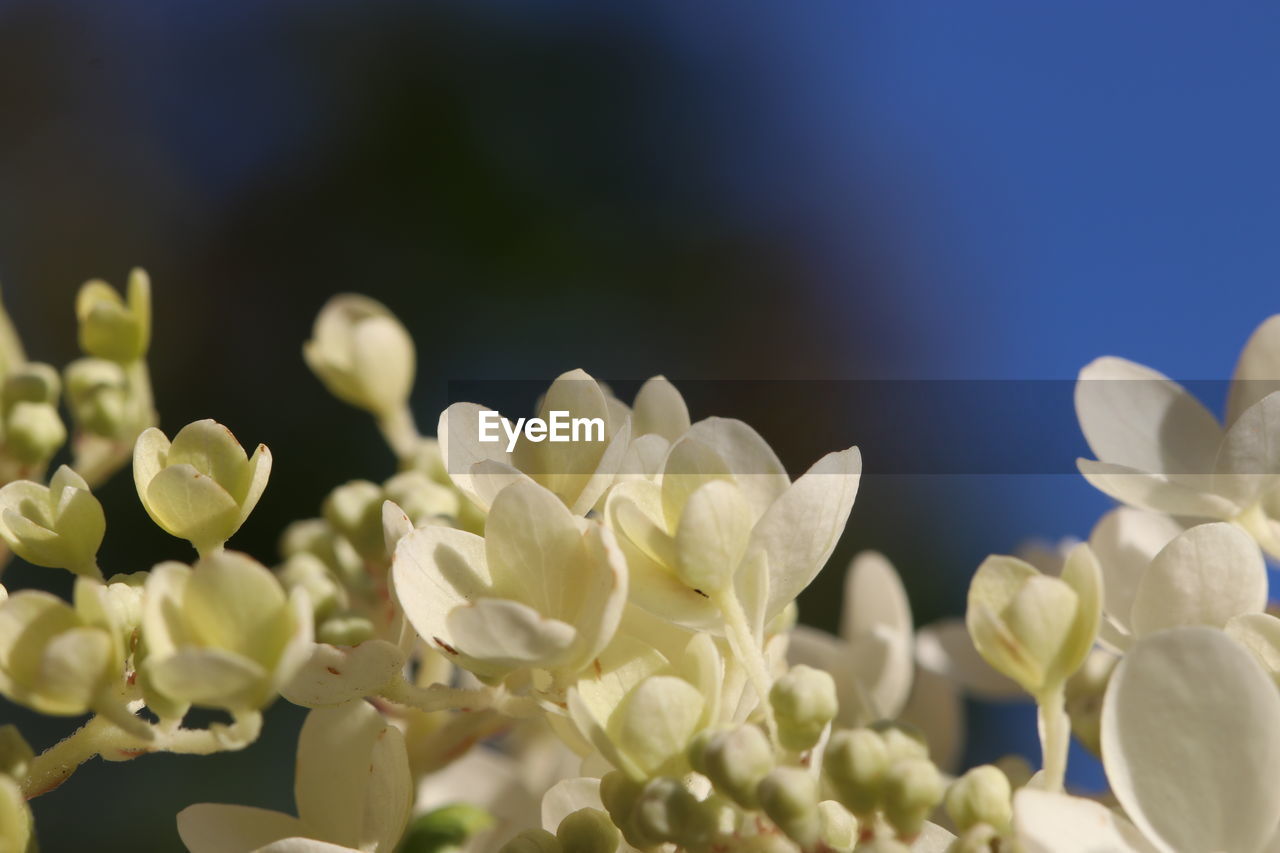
left=280, top=641, right=407, bottom=708
left=541, top=777, right=603, bottom=833
left=446, top=597, right=577, bottom=671
left=751, top=447, right=862, bottom=621
left=898, top=664, right=964, bottom=773
left=839, top=551, right=912, bottom=645
left=438, top=403, right=511, bottom=509
left=1102, top=627, right=1280, bottom=853
left=674, top=480, right=753, bottom=593
left=632, top=376, right=690, bottom=442
left=915, top=619, right=1022, bottom=699
left=684, top=417, right=790, bottom=518
left=1075, top=356, right=1222, bottom=476
left=1228, top=314, right=1280, bottom=426
left=1012, top=790, right=1154, bottom=853
left=483, top=480, right=584, bottom=615
left=1077, top=459, right=1238, bottom=519
left=176, top=804, right=305, bottom=853
left=1129, top=522, right=1267, bottom=636
left=911, top=822, right=957, bottom=852
left=1214, top=390, right=1280, bottom=506
left=1088, top=507, right=1183, bottom=635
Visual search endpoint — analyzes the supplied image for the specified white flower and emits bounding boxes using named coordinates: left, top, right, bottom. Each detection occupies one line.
left=1014, top=627, right=1280, bottom=853
left=177, top=700, right=412, bottom=853
left=391, top=479, right=628, bottom=687
left=438, top=369, right=633, bottom=515
left=1088, top=509, right=1268, bottom=650
left=1075, top=317, right=1280, bottom=556
left=605, top=416, right=861, bottom=631
left=0, top=465, right=105, bottom=576
left=303, top=294, right=416, bottom=420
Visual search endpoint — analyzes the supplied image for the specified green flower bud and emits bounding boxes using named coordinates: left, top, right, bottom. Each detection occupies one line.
left=316, top=615, right=375, bottom=647
left=556, top=807, right=621, bottom=853
left=76, top=269, right=151, bottom=363
left=5, top=401, right=66, bottom=465
left=944, top=765, right=1011, bottom=833
left=133, top=419, right=272, bottom=555
left=699, top=724, right=775, bottom=808
left=966, top=545, right=1102, bottom=698
left=64, top=357, right=130, bottom=437
left=882, top=758, right=945, bottom=840
left=384, top=470, right=460, bottom=525
left=818, top=800, right=858, bottom=851
left=304, top=294, right=415, bottom=418
left=4, top=362, right=60, bottom=408
left=599, top=770, right=646, bottom=847
left=398, top=803, right=494, bottom=853
left=0, top=725, right=33, bottom=780
left=278, top=553, right=348, bottom=622
left=869, top=721, right=930, bottom=764
left=140, top=551, right=312, bottom=714
left=279, top=518, right=366, bottom=590
left=633, top=776, right=715, bottom=848
left=499, top=829, right=562, bottom=853
left=770, top=665, right=838, bottom=752
left=0, top=466, right=104, bottom=576
left=824, top=728, right=890, bottom=817
left=0, top=285, right=26, bottom=382
left=757, top=767, right=821, bottom=847
left=323, top=480, right=386, bottom=560
left=0, top=775, right=33, bottom=853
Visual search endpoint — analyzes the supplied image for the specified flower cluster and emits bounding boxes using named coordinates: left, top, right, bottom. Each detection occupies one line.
left=0, top=280, right=1277, bottom=853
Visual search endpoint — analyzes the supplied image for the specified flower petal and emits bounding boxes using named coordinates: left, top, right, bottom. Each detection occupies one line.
left=1012, top=790, right=1154, bottom=853
left=1228, top=314, right=1280, bottom=426
left=632, top=376, right=691, bottom=442
left=1077, top=459, right=1238, bottom=519
left=176, top=804, right=307, bottom=853
left=1088, top=507, right=1183, bottom=635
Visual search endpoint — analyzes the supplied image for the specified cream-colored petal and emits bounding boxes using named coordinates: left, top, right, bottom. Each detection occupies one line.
left=632, top=376, right=691, bottom=442
left=146, top=648, right=268, bottom=710
left=176, top=804, right=307, bottom=853
left=660, top=437, right=735, bottom=531
left=446, top=597, right=577, bottom=671
left=183, top=551, right=288, bottom=660
left=914, top=619, right=1022, bottom=699
left=391, top=526, right=491, bottom=656
left=1102, top=627, right=1280, bottom=853
left=606, top=675, right=704, bottom=778
left=1088, top=507, right=1183, bottom=634
left=166, top=420, right=250, bottom=494
left=132, top=426, right=171, bottom=492
left=1228, top=314, right=1280, bottom=426
left=1077, top=459, right=1238, bottom=519
left=437, top=403, right=512, bottom=508
left=752, top=447, right=862, bottom=621
left=684, top=417, right=790, bottom=519
left=1013, top=790, right=1154, bottom=853
left=1075, top=356, right=1222, bottom=476
left=236, top=442, right=272, bottom=527
left=840, top=550, right=912, bottom=646
left=144, top=464, right=241, bottom=549
left=1226, top=613, right=1280, bottom=680
left=674, top=480, right=752, bottom=594
left=484, top=479, right=585, bottom=614
left=1129, top=522, right=1267, bottom=637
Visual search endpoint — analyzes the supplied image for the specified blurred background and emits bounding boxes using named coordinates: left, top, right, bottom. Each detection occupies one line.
left=2, top=1, right=1279, bottom=847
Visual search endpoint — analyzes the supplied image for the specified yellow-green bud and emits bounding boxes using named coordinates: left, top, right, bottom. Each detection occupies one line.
left=944, top=765, right=1011, bottom=833
left=634, top=776, right=715, bottom=848
left=556, top=807, right=621, bottom=853
left=498, top=828, right=562, bottom=853
left=699, top=724, right=775, bottom=808
left=757, top=767, right=820, bottom=847
left=316, top=615, right=375, bottom=647
left=0, top=725, right=33, bottom=779
left=64, top=358, right=130, bottom=437
left=323, top=480, right=386, bottom=560
left=398, top=803, right=493, bottom=852
left=278, top=553, right=347, bottom=622
left=4, top=362, right=60, bottom=408
left=770, top=665, right=838, bottom=752
left=303, top=294, right=415, bottom=419
left=946, top=823, right=1001, bottom=853
left=882, top=758, right=945, bottom=840
left=0, top=466, right=104, bottom=576
left=0, top=775, right=33, bottom=853
left=76, top=269, right=151, bottom=363
left=817, top=800, right=858, bottom=851
left=824, top=728, right=890, bottom=817
left=5, top=401, right=66, bottom=465
left=869, top=721, right=930, bottom=763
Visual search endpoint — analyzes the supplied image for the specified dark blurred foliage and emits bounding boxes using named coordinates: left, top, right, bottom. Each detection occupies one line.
left=3, top=0, right=1280, bottom=847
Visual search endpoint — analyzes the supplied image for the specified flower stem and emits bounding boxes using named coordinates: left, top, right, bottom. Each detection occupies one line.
left=714, top=589, right=777, bottom=741
left=378, top=405, right=421, bottom=463
left=1035, top=686, right=1070, bottom=793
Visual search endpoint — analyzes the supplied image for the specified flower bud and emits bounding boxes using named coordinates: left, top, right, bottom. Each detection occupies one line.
left=4, top=362, right=60, bottom=407
left=140, top=551, right=312, bottom=714
left=499, top=829, right=562, bottom=853
left=0, top=466, right=104, bottom=576
left=757, top=767, right=821, bottom=847
left=869, top=721, right=930, bottom=763
left=0, top=776, right=33, bottom=853
left=398, top=803, right=493, bottom=852
left=5, top=401, right=66, bottom=465
left=556, top=807, right=621, bottom=853
left=966, top=545, right=1101, bottom=697
left=945, top=765, right=1012, bottom=833
left=278, top=553, right=348, bottom=622
left=633, top=776, right=715, bottom=848
left=770, top=665, right=838, bottom=752
left=824, top=728, right=890, bottom=817
left=133, top=420, right=271, bottom=555
left=882, top=758, right=945, bottom=840
left=599, top=770, right=646, bottom=847
left=64, top=357, right=130, bottom=437
left=698, top=724, right=775, bottom=808
left=316, top=615, right=375, bottom=647
left=279, top=518, right=365, bottom=590
left=0, top=286, right=25, bottom=381
left=304, top=294, right=415, bottom=418
left=0, top=725, right=33, bottom=780
left=383, top=470, right=460, bottom=525
left=323, top=480, right=387, bottom=560
left=818, top=800, right=858, bottom=851
left=76, top=269, right=151, bottom=363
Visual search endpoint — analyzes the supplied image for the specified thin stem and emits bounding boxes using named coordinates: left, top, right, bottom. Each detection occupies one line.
left=1035, top=686, right=1070, bottom=793
left=378, top=405, right=421, bottom=463
left=22, top=711, right=262, bottom=799
left=714, top=589, right=777, bottom=741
